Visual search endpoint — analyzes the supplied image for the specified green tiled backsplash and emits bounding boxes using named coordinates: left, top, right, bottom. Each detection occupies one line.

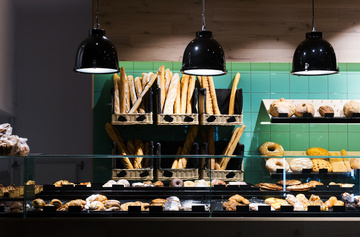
left=93, top=62, right=360, bottom=183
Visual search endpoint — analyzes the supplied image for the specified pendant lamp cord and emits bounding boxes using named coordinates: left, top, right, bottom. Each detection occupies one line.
left=202, top=0, right=206, bottom=31
left=95, top=0, right=100, bottom=29
left=312, top=0, right=316, bottom=32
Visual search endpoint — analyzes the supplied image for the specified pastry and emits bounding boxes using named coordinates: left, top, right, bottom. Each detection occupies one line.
left=154, top=181, right=164, bottom=187
left=312, top=159, right=333, bottom=172
left=186, top=75, right=196, bottom=114
left=104, top=200, right=121, bottom=211
left=343, top=100, right=360, bottom=117
left=289, top=158, right=313, bottom=172
left=50, top=199, right=62, bottom=209
left=132, top=182, right=144, bottom=187
left=169, top=178, right=184, bottom=187
left=87, top=201, right=105, bottom=211
left=53, top=180, right=75, bottom=187
left=276, top=180, right=302, bottom=186
left=285, top=194, right=305, bottom=211
left=306, top=180, right=324, bottom=188
left=211, top=179, right=226, bottom=187
left=164, top=196, right=181, bottom=211
left=163, top=73, right=180, bottom=114
left=265, top=158, right=290, bottom=172
left=257, top=183, right=283, bottom=191
left=120, top=201, right=149, bottom=211
left=319, top=105, right=334, bottom=117
left=229, top=194, right=250, bottom=205
left=325, top=196, right=338, bottom=208
left=351, top=158, right=360, bottom=170
left=259, top=142, right=284, bottom=156
left=295, top=103, right=315, bottom=117
left=117, top=179, right=130, bottom=187
left=306, top=147, right=330, bottom=156
left=229, top=73, right=240, bottom=115
left=223, top=200, right=242, bottom=211
left=286, top=184, right=310, bottom=191
left=295, top=194, right=309, bottom=210
left=143, top=180, right=153, bottom=187
left=151, top=198, right=167, bottom=206
left=270, top=98, right=295, bottom=117
left=184, top=181, right=196, bottom=187
left=86, top=194, right=108, bottom=203
left=32, top=198, right=46, bottom=208
left=329, top=158, right=348, bottom=172
left=194, top=179, right=210, bottom=187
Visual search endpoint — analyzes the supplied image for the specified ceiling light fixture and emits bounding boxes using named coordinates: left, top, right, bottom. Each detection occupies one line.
left=291, top=0, right=338, bottom=76
left=181, top=0, right=226, bottom=76
left=74, top=0, right=119, bottom=74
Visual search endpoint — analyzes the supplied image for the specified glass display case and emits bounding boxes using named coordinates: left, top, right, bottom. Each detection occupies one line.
left=1, top=154, right=360, bottom=218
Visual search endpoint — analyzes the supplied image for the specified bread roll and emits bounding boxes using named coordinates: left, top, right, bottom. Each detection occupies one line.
left=180, top=74, right=190, bottom=113
left=186, top=76, right=196, bottom=114
left=344, top=100, right=360, bottom=117
left=319, top=105, right=334, bottom=117
left=113, top=73, right=121, bottom=114
left=295, top=103, right=315, bottom=117
left=270, top=98, right=295, bottom=117
left=163, top=73, right=180, bottom=114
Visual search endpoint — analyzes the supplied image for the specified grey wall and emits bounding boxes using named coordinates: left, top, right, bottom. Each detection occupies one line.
left=13, top=0, right=92, bottom=155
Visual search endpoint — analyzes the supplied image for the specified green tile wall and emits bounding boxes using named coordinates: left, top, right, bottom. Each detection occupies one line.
left=93, top=62, right=360, bottom=183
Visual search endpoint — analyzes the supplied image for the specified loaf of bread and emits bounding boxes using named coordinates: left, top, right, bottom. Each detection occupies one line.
left=163, top=73, right=180, bottom=114
left=343, top=100, right=360, bottom=117
left=270, top=98, right=295, bottom=117
left=128, top=75, right=138, bottom=113
left=134, top=77, right=145, bottom=113
left=180, top=75, right=190, bottom=114
left=295, top=103, right=315, bottom=117
left=319, top=105, right=334, bottom=117
left=208, top=76, right=220, bottom=115
left=113, top=73, right=121, bottom=114
left=186, top=76, right=196, bottom=114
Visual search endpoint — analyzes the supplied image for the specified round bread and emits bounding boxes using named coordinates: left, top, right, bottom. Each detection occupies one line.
left=311, top=158, right=333, bottom=172
left=289, top=158, right=313, bottom=172
left=295, top=103, right=315, bottom=117
left=344, top=100, right=360, bottom=117
left=306, top=147, right=330, bottom=156
left=169, top=178, right=184, bottom=187
left=259, top=142, right=284, bottom=156
left=265, top=158, right=290, bottom=172
left=319, top=105, right=334, bottom=117
left=350, top=158, right=360, bottom=169
left=184, top=181, right=196, bottom=187
left=270, top=98, right=295, bottom=117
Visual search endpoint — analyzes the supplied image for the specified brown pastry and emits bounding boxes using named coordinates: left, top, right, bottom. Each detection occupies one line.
left=286, top=184, right=310, bottom=191
left=270, top=98, right=295, bottom=117
left=32, top=198, right=46, bottom=208
left=306, top=180, right=324, bottom=188
left=306, top=147, right=330, bottom=156
left=50, top=199, right=62, bottom=209
left=319, top=105, right=334, bottom=117
left=276, top=180, right=302, bottom=186
left=151, top=198, right=167, bottom=206
left=154, top=181, right=164, bottom=187
left=223, top=200, right=242, bottom=211
left=211, top=179, right=226, bottom=187
left=229, top=194, right=250, bottom=205
left=295, top=103, right=315, bottom=117
left=257, top=183, right=283, bottom=191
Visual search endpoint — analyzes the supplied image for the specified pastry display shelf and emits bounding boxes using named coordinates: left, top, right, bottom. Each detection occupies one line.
left=262, top=99, right=360, bottom=123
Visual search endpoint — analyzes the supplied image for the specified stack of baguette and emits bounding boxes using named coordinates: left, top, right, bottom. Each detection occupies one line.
left=158, top=65, right=196, bottom=115
left=113, top=67, right=158, bottom=114
left=105, top=123, right=152, bottom=169
left=171, top=126, right=199, bottom=169
left=201, top=125, right=246, bottom=170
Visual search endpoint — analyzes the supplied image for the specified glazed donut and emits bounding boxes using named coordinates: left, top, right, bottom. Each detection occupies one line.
left=259, top=142, right=284, bottom=156
left=265, top=158, right=290, bottom=172
left=270, top=98, right=295, bottom=117
left=211, top=179, right=226, bottom=187
left=169, top=178, right=184, bottom=187
left=184, top=181, right=196, bottom=187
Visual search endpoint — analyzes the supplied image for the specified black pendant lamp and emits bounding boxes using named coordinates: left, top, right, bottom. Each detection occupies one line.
left=291, top=0, right=338, bottom=76
left=181, top=0, right=226, bottom=76
left=74, top=0, right=119, bottom=74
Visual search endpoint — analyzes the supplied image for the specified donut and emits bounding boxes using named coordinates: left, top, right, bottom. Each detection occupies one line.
left=211, top=179, right=226, bottom=187
left=117, top=179, right=130, bottom=187
left=295, top=103, right=315, bottom=117
left=289, top=158, right=313, bottom=172
left=343, top=100, right=360, bottom=117
left=184, top=181, right=196, bottom=187
left=265, top=158, right=290, bottom=172
left=259, top=142, right=284, bottom=156
left=169, top=178, right=184, bottom=187
left=270, top=98, right=295, bottom=117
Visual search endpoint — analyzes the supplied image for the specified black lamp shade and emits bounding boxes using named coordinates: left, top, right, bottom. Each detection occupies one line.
left=292, top=32, right=338, bottom=76
left=74, top=29, right=119, bottom=74
left=181, top=31, right=226, bottom=76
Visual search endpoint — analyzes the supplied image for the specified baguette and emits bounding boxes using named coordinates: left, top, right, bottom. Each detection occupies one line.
left=197, top=76, right=203, bottom=88
left=128, top=75, right=138, bottom=113
left=207, top=126, right=216, bottom=170
left=142, top=73, right=149, bottom=90
left=219, top=125, right=246, bottom=170
left=113, top=73, right=121, bottom=114
left=158, top=66, right=166, bottom=112
left=171, top=146, right=183, bottom=169
left=129, top=72, right=158, bottom=113
left=133, top=139, right=144, bottom=169
left=208, top=76, right=221, bottom=115
left=229, top=73, right=240, bottom=115
left=180, top=74, right=190, bottom=113
left=134, top=76, right=145, bottom=113
left=186, top=76, right=196, bottom=114
left=174, top=78, right=181, bottom=114
left=105, top=123, right=133, bottom=169
left=119, top=67, right=127, bottom=113
left=126, top=139, right=136, bottom=155
left=202, top=76, right=213, bottom=114
left=163, top=73, right=180, bottom=114
left=142, top=142, right=151, bottom=168
left=179, top=126, right=199, bottom=168
left=164, top=69, right=173, bottom=98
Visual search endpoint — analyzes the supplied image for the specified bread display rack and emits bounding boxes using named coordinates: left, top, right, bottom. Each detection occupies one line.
left=262, top=99, right=360, bottom=123
left=199, top=89, right=243, bottom=125
left=156, top=88, right=199, bottom=125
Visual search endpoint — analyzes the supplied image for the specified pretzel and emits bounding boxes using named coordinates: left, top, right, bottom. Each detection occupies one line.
left=229, top=73, right=240, bottom=115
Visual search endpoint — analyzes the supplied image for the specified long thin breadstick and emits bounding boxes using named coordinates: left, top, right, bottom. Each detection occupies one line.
left=186, top=76, right=196, bottom=114
left=134, top=77, right=145, bottom=113
left=208, top=76, right=221, bottom=115
left=180, top=74, right=190, bottom=113
left=128, top=75, right=138, bottom=113
left=219, top=125, right=246, bottom=170
left=229, top=73, right=240, bottom=115
left=174, top=79, right=181, bottom=114
left=113, top=73, right=121, bottom=114
left=202, top=76, right=213, bottom=114
left=119, top=67, right=127, bottom=113
left=129, top=72, right=158, bottom=113
left=105, top=123, right=134, bottom=169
